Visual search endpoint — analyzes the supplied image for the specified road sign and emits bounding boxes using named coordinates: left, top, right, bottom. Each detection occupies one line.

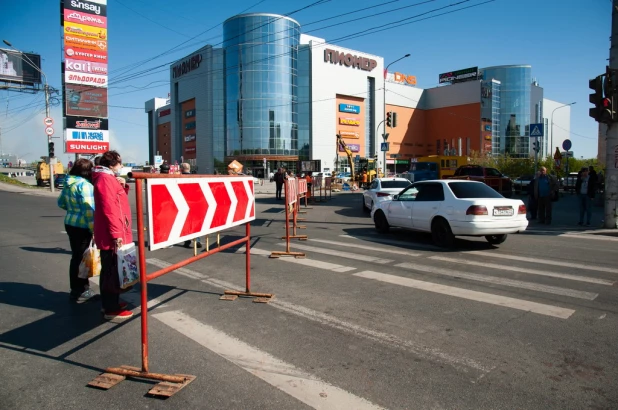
left=562, top=139, right=572, bottom=151
left=529, top=123, right=544, bottom=137
left=45, top=126, right=54, bottom=136
left=43, top=117, right=54, bottom=127
left=381, top=142, right=389, bottom=152
left=147, top=176, right=255, bottom=251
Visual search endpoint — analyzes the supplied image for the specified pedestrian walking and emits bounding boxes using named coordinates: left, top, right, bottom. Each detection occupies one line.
left=527, top=171, right=540, bottom=220
left=274, top=168, right=285, bottom=200
left=181, top=163, right=203, bottom=249
left=576, top=167, right=596, bottom=226
left=92, top=150, right=134, bottom=321
left=57, top=159, right=96, bottom=303
left=533, top=166, right=559, bottom=224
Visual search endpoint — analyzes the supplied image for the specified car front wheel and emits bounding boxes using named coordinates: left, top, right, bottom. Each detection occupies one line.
left=431, top=218, right=455, bottom=248
left=374, top=210, right=390, bottom=233
left=485, top=234, right=507, bottom=245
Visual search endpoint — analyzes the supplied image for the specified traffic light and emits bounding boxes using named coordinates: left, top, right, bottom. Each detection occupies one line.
left=392, top=112, right=398, bottom=128
left=589, top=75, right=603, bottom=121
left=48, top=141, right=55, bottom=158
left=386, top=111, right=392, bottom=127
left=601, top=97, right=616, bottom=123
left=532, top=140, right=540, bottom=153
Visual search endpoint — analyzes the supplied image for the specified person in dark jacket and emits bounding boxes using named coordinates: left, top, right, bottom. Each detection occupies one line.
left=527, top=171, right=540, bottom=220
left=274, top=168, right=285, bottom=200
left=575, top=167, right=596, bottom=226
left=533, top=166, right=559, bottom=224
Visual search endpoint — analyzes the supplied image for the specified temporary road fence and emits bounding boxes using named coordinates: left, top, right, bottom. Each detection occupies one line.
left=88, top=172, right=273, bottom=398
left=271, top=177, right=307, bottom=259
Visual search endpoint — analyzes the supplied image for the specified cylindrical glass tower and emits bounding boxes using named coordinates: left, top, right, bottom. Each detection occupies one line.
left=223, top=13, right=300, bottom=165
left=482, top=65, right=531, bottom=158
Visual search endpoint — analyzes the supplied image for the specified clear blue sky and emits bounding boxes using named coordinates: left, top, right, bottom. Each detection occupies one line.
left=0, top=0, right=610, bottom=163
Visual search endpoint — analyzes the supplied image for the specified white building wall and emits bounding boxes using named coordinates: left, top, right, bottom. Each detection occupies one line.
left=306, top=38, right=384, bottom=171
left=543, top=98, right=571, bottom=157
left=170, top=45, right=213, bottom=173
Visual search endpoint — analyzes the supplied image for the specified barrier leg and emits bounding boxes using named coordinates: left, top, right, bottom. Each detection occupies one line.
left=224, top=222, right=275, bottom=302
left=272, top=180, right=305, bottom=258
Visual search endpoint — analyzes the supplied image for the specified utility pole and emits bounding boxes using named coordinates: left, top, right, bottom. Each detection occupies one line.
left=45, top=83, right=55, bottom=193
left=605, top=0, right=618, bottom=228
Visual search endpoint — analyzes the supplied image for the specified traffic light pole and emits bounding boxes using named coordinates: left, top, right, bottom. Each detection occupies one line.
left=603, top=1, right=618, bottom=228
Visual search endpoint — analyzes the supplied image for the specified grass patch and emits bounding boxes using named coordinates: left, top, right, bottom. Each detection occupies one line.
left=0, top=173, right=38, bottom=189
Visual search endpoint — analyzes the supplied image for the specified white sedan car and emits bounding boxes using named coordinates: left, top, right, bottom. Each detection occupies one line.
left=362, top=177, right=411, bottom=212
left=371, top=180, right=528, bottom=247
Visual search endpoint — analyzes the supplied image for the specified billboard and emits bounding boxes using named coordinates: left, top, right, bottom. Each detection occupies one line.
left=65, top=84, right=108, bottom=118
left=339, top=143, right=360, bottom=153
left=66, top=116, right=108, bottom=130
left=438, top=67, right=478, bottom=84
left=62, top=0, right=109, bottom=154
left=0, top=48, right=42, bottom=84
left=338, top=104, right=360, bottom=114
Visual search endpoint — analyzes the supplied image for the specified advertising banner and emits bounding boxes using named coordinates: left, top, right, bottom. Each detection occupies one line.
left=63, top=9, right=107, bottom=28
left=184, top=134, right=196, bottom=142
left=65, top=140, right=109, bottom=154
left=64, top=0, right=107, bottom=17
left=65, top=47, right=107, bottom=62
left=339, top=143, right=360, bottom=153
left=65, top=59, right=107, bottom=75
left=64, top=35, right=107, bottom=52
left=339, top=117, right=360, bottom=126
left=339, top=131, right=359, bottom=139
left=338, top=104, right=360, bottom=114
left=0, top=48, right=42, bottom=84
left=438, top=67, right=478, bottom=84
left=66, top=116, right=108, bottom=130
left=65, top=71, right=108, bottom=87
left=65, top=21, right=107, bottom=41
left=65, top=84, right=108, bottom=118
left=66, top=128, right=109, bottom=142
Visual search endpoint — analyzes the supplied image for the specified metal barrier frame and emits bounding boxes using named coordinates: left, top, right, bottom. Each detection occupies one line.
left=89, top=173, right=273, bottom=397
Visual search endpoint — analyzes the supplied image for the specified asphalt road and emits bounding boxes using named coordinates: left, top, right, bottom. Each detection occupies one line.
left=0, top=187, right=617, bottom=409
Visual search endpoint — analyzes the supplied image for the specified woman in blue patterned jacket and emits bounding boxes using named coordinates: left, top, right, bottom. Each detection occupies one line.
left=57, top=159, right=96, bottom=303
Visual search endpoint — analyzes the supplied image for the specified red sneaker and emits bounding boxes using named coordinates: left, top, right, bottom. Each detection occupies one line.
left=100, top=301, right=128, bottom=313
left=104, top=309, right=134, bottom=321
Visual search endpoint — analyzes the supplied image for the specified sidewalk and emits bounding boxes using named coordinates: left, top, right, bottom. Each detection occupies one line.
left=0, top=181, right=59, bottom=197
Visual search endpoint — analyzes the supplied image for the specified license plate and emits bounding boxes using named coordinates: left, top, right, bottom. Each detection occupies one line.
left=493, top=207, right=513, bottom=216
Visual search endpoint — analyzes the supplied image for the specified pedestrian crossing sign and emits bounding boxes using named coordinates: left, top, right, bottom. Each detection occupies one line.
left=529, top=123, right=544, bottom=137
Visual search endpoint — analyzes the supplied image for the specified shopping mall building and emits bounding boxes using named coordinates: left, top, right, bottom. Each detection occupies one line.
left=145, top=13, right=571, bottom=175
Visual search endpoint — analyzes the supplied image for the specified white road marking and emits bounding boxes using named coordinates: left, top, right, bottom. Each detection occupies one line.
left=277, top=243, right=393, bottom=264
left=153, top=310, right=385, bottom=410
left=427, top=256, right=614, bottom=286
left=467, top=251, right=618, bottom=275
left=396, top=262, right=598, bottom=300
left=559, top=233, right=618, bottom=242
left=310, top=238, right=421, bottom=257
left=237, top=246, right=356, bottom=272
left=354, top=271, right=575, bottom=319
left=146, top=258, right=490, bottom=373
left=60, top=230, right=67, bottom=234
left=88, top=275, right=166, bottom=309
left=339, top=234, right=436, bottom=250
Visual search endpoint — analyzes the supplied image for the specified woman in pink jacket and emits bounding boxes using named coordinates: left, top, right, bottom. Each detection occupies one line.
left=92, top=150, right=133, bottom=321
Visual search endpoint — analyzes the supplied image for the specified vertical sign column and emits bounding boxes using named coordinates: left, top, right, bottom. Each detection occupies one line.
left=61, top=0, right=110, bottom=155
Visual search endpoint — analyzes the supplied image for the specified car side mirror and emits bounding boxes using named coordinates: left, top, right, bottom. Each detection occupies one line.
left=393, top=195, right=399, bottom=200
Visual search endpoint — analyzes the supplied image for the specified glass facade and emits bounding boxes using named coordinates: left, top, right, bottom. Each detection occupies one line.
left=223, top=14, right=300, bottom=159
left=482, top=66, right=531, bottom=158
left=212, top=48, right=226, bottom=170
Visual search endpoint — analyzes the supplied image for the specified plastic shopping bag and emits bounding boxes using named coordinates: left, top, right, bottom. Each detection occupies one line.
left=78, top=239, right=101, bottom=279
left=117, top=243, right=139, bottom=289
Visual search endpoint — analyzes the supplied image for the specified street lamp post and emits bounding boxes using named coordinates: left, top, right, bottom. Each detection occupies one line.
left=383, top=53, right=410, bottom=177
left=550, top=102, right=576, bottom=158
left=3, top=40, right=54, bottom=192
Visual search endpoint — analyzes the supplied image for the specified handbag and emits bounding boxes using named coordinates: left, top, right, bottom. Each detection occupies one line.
left=78, top=239, right=101, bottom=279
left=116, top=243, right=139, bottom=289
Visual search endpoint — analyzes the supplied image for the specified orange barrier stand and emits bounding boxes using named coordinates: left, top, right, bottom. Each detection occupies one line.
left=271, top=177, right=306, bottom=259
left=89, top=173, right=273, bottom=398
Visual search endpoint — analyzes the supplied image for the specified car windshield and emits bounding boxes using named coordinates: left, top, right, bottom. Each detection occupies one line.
left=380, top=181, right=411, bottom=189
left=448, top=182, right=503, bottom=198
